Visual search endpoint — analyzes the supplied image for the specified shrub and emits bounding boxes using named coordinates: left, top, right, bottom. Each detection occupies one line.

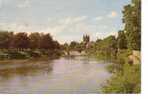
left=102, top=64, right=141, bottom=93
left=7, top=51, right=29, bottom=59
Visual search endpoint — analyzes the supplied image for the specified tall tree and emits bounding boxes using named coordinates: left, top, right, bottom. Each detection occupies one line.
left=83, top=35, right=90, bottom=44
left=123, top=0, right=141, bottom=50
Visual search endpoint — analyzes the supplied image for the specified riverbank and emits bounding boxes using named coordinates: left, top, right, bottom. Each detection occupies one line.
left=87, top=49, right=141, bottom=93
left=0, top=49, right=62, bottom=60
left=86, top=49, right=141, bottom=93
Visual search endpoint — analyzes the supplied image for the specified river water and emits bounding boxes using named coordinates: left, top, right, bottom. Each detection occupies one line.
left=0, top=56, right=111, bottom=94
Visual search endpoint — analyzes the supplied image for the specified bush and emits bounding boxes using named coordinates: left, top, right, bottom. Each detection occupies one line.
left=116, top=49, right=132, bottom=65
left=7, top=51, right=29, bottom=59
left=0, top=52, right=9, bottom=60
left=102, top=49, right=140, bottom=93
left=26, top=50, right=42, bottom=57
left=102, top=64, right=141, bottom=93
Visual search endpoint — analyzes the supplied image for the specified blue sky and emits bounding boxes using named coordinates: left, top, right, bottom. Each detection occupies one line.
left=0, top=0, right=131, bottom=43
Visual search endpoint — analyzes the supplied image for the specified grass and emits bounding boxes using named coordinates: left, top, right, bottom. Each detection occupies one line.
left=101, top=49, right=141, bottom=93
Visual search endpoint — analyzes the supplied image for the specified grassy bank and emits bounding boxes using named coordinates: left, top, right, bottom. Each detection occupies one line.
left=101, top=50, right=141, bottom=93
left=0, top=49, right=62, bottom=60
left=103, top=63, right=140, bottom=93
left=86, top=48, right=141, bottom=93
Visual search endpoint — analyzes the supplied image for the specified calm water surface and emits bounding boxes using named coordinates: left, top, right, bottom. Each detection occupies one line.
left=0, top=56, right=111, bottom=93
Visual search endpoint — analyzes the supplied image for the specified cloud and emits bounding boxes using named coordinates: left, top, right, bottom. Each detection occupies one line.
left=58, top=16, right=87, bottom=25
left=0, top=16, right=118, bottom=43
left=94, top=16, right=103, bottom=21
left=0, top=22, right=38, bottom=33
left=0, top=0, right=3, bottom=8
left=17, top=0, right=30, bottom=8
left=38, top=16, right=102, bottom=43
left=43, top=16, right=88, bottom=35
left=107, top=11, right=118, bottom=18
left=94, top=11, right=118, bottom=21
left=73, top=16, right=87, bottom=22
left=108, top=32, right=118, bottom=37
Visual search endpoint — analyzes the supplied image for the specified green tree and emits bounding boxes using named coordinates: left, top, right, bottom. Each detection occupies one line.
left=96, top=39, right=102, bottom=43
left=69, top=41, right=78, bottom=50
left=63, top=43, right=70, bottom=55
left=104, top=36, right=117, bottom=59
left=123, top=0, right=141, bottom=50
left=117, top=30, right=127, bottom=49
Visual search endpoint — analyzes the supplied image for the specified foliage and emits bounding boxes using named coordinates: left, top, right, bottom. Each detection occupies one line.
left=117, top=31, right=127, bottom=49
left=83, top=35, right=90, bottom=45
left=7, top=51, right=29, bottom=59
left=12, top=32, right=30, bottom=49
left=40, top=33, right=54, bottom=49
left=103, top=64, right=141, bottom=93
left=87, top=35, right=117, bottom=60
left=0, top=32, right=62, bottom=59
left=0, top=31, right=13, bottom=49
left=102, top=49, right=140, bottom=93
left=69, top=41, right=79, bottom=50
left=29, top=32, right=41, bottom=49
left=123, top=0, right=141, bottom=50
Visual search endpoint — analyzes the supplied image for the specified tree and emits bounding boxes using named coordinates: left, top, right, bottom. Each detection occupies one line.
left=123, top=0, right=141, bottom=50
left=98, top=36, right=117, bottom=59
left=40, top=33, right=54, bottom=50
left=53, top=40, right=60, bottom=49
left=69, top=41, right=78, bottom=50
left=117, top=30, right=127, bottom=49
left=96, top=39, right=102, bottom=43
left=62, top=43, right=70, bottom=55
left=104, top=36, right=117, bottom=50
left=0, top=31, right=13, bottom=49
left=12, top=32, right=30, bottom=50
left=29, top=32, right=41, bottom=49
left=83, top=35, right=90, bottom=45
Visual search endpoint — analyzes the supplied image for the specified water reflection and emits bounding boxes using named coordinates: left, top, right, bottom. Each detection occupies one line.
left=0, top=56, right=111, bottom=93
left=0, top=59, right=53, bottom=79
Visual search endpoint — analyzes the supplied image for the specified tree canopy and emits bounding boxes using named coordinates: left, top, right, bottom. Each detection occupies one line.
left=123, top=0, right=141, bottom=50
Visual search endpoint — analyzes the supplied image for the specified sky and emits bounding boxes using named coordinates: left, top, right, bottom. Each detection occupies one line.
left=0, top=0, right=131, bottom=43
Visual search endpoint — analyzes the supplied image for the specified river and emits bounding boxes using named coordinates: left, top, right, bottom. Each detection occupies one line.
left=0, top=56, right=111, bottom=94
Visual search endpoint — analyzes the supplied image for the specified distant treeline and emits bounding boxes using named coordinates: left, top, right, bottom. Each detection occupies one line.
left=0, top=32, right=63, bottom=59
left=0, top=31, right=60, bottom=50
